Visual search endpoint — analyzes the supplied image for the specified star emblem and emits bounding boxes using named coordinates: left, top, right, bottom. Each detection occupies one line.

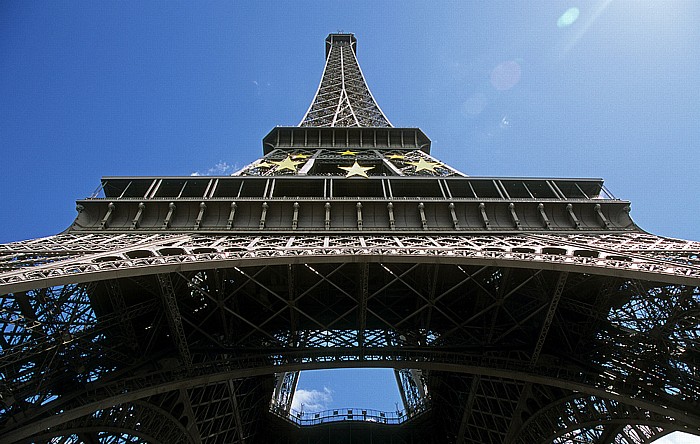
left=292, top=153, right=310, bottom=159
left=271, top=156, right=303, bottom=172
left=339, top=150, right=358, bottom=156
left=339, top=161, right=374, bottom=178
left=255, top=161, right=273, bottom=169
left=406, top=158, right=441, bottom=173
left=387, top=153, right=405, bottom=160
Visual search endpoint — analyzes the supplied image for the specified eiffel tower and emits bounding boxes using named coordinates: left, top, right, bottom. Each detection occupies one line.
left=1, top=33, right=699, bottom=444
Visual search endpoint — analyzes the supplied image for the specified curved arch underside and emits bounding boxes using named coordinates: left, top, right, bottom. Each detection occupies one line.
left=23, top=400, right=193, bottom=444
left=1, top=232, right=699, bottom=294
left=1, top=235, right=699, bottom=443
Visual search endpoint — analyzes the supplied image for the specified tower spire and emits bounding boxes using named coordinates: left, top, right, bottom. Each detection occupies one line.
left=299, top=33, right=392, bottom=127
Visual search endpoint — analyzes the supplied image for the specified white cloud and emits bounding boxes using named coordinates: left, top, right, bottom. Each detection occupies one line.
left=190, top=161, right=236, bottom=177
left=291, top=387, right=332, bottom=412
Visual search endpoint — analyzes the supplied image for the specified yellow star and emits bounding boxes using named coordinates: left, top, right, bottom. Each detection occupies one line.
left=406, top=158, right=441, bottom=173
left=339, top=150, right=358, bottom=156
left=387, top=153, right=405, bottom=160
left=292, top=153, right=309, bottom=159
left=271, top=156, right=303, bottom=172
left=256, top=161, right=273, bottom=169
left=339, top=161, right=374, bottom=178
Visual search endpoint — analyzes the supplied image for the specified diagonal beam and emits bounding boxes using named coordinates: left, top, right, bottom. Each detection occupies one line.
left=368, top=263, right=421, bottom=301
left=443, top=269, right=543, bottom=341
left=156, top=274, right=192, bottom=369
left=177, top=271, right=285, bottom=346
left=456, top=375, right=481, bottom=444
left=380, top=264, right=465, bottom=330
left=424, top=264, right=439, bottom=332
left=358, top=263, right=369, bottom=359
left=226, top=380, right=247, bottom=444
left=105, top=279, right=138, bottom=352
left=179, top=389, right=202, bottom=444
left=502, top=383, right=532, bottom=444
left=207, top=269, right=232, bottom=344
left=529, top=272, right=568, bottom=368
left=231, top=267, right=325, bottom=334
left=287, top=265, right=298, bottom=345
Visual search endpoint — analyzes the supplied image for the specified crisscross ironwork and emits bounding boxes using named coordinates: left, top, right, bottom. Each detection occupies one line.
left=1, top=33, right=699, bottom=444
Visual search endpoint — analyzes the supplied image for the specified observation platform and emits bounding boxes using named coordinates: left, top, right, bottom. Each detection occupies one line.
left=71, top=174, right=633, bottom=234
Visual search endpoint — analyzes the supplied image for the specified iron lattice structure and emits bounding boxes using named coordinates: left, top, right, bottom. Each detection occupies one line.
left=1, top=33, right=699, bottom=444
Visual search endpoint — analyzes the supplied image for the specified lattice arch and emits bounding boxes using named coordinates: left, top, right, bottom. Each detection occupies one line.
left=2, top=32, right=700, bottom=444
left=516, top=394, right=694, bottom=443
left=25, top=401, right=193, bottom=444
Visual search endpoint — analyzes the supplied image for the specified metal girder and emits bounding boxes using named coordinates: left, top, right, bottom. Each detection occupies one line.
left=0, top=298, right=154, bottom=377
left=3, top=32, right=700, bottom=444
left=1, top=261, right=698, bottom=443
left=2, top=351, right=699, bottom=443
left=3, top=232, right=699, bottom=296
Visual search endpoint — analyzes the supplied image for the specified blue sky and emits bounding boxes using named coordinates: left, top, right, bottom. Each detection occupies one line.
left=1, top=1, right=699, bottom=441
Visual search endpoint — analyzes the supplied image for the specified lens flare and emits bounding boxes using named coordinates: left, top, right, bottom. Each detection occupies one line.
left=490, top=60, right=522, bottom=91
left=462, top=93, right=488, bottom=117
left=557, top=7, right=580, bottom=28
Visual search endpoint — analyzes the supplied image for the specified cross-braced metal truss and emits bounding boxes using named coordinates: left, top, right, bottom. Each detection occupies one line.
left=235, top=147, right=464, bottom=177
left=299, top=34, right=391, bottom=128
left=1, top=256, right=698, bottom=442
left=1, top=232, right=699, bottom=294
left=2, top=32, right=700, bottom=444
